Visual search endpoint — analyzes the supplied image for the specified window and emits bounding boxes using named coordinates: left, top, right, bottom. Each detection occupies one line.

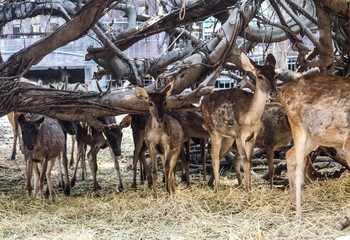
left=12, top=24, right=21, bottom=38
left=31, top=24, right=41, bottom=38
left=50, top=23, right=59, bottom=32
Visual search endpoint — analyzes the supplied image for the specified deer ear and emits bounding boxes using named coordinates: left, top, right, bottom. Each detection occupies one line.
left=35, top=117, right=45, bottom=129
left=18, top=114, right=26, bottom=125
left=135, top=86, right=149, bottom=101
left=120, top=115, right=132, bottom=129
left=265, top=53, right=276, bottom=68
left=241, top=52, right=257, bottom=73
left=162, top=82, right=174, bottom=97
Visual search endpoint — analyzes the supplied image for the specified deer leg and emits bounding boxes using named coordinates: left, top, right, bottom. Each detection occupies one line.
left=33, top=162, right=40, bottom=197
left=10, top=117, right=19, bottom=160
left=56, top=154, right=64, bottom=189
left=69, top=135, right=76, bottom=168
left=208, top=133, right=223, bottom=191
left=236, top=138, right=250, bottom=192
left=162, top=155, right=170, bottom=193
left=132, top=137, right=144, bottom=188
left=88, top=147, right=100, bottom=191
left=148, top=146, right=158, bottom=198
left=208, top=137, right=234, bottom=187
left=70, top=146, right=81, bottom=188
left=26, top=158, right=33, bottom=196
left=290, top=129, right=315, bottom=221
left=232, top=154, right=242, bottom=186
left=40, top=159, right=48, bottom=198
left=61, top=146, right=71, bottom=196
left=110, top=148, right=123, bottom=192
left=168, top=149, right=181, bottom=195
left=46, top=158, right=56, bottom=200
left=180, top=141, right=190, bottom=186
left=243, top=138, right=258, bottom=192
left=81, top=144, right=87, bottom=181
left=200, top=138, right=207, bottom=181
left=265, top=146, right=275, bottom=188
left=140, top=143, right=152, bottom=187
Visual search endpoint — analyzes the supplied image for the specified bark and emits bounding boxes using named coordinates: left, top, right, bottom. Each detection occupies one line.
left=0, top=0, right=75, bottom=23
left=242, top=0, right=316, bottom=43
left=0, top=0, right=116, bottom=77
left=0, top=81, right=212, bottom=130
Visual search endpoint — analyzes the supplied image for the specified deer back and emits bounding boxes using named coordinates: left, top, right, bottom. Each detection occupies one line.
left=169, top=111, right=209, bottom=140
left=279, top=74, right=350, bottom=147
left=255, top=102, right=292, bottom=150
left=18, top=115, right=65, bottom=160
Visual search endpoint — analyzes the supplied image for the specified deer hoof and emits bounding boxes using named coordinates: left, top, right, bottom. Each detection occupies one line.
left=64, top=185, right=71, bottom=196
left=70, top=178, right=76, bottom=187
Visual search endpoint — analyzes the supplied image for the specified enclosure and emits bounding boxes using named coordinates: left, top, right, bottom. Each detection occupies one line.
left=0, top=115, right=349, bottom=239
left=0, top=0, right=350, bottom=239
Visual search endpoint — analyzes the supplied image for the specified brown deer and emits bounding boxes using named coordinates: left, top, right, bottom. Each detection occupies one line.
left=279, top=74, right=350, bottom=222
left=18, top=114, right=65, bottom=199
left=201, top=53, right=277, bottom=192
left=71, top=116, right=131, bottom=192
left=7, top=112, right=21, bottom=160
left=130, top=111, right=208, bottom=188
left=135, top=82, right=184, bottom=197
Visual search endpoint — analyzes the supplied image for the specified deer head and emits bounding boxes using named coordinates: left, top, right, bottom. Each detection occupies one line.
left=241, top=53, right=277, bottom=99
left=18, top=114, right=44, bottom=151
left=135, top=82, right=174, bottom=123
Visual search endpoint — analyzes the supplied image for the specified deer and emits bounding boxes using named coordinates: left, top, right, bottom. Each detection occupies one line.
left=278, top=74, right=350, bottom=222
left=168, top=111, right=209, bottom=185
left=201, top=52, right=277, bottom=192
left=207, top=102, right=292, bottom=188
left=70, top=115, right=131, bottom=192
left=7, top=112, right=21, bottom=160
left=130, top=111, right=209, bottom=188
left=135, top=82, right=184, bottom=197
left=56, top=119, right=77, bottom=196
left=18, top=114, right=65, bottom=199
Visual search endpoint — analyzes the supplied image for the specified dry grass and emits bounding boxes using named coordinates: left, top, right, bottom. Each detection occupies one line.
left=1, top=116, right=350, bottom=240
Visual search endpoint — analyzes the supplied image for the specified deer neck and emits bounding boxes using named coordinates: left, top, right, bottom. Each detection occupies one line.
left=249, top=81, right=269, bottom=120
left=150, top=116, right=166, bottom=130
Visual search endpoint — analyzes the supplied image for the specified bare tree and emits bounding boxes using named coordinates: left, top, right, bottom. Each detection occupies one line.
left=0, top=0, right=348, bottom=129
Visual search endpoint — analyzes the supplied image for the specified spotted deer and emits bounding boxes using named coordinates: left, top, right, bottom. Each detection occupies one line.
left=201, top=53, right=277, bottom=192
left=279, top=74, right=350, bottom=222
left=135, top=82, right=184, bottom=197
left=208, top=102, right=292, bottom=187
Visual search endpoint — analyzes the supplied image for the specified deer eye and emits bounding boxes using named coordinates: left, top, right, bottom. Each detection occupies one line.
left=149, top=102, right=154, bottom=107
left=163, top=102, right=167, bottom=106
left=257, top=75, right=263, bottom=80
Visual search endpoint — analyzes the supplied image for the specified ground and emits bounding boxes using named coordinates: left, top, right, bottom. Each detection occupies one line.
left=1, top=115, right=350, bottom=239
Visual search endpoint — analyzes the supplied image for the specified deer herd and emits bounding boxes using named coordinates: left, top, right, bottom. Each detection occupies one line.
left=3, top=52, right=350, bottom=228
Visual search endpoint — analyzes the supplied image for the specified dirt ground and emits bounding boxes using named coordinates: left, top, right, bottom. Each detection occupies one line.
left=1, top=115, right=350, bottom=240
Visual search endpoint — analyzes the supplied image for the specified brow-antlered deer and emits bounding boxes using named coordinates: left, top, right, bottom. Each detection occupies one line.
left=56, top=119, right=77, bottom=196
left=168, top=111, right=209, bottom=185
left=135, top=82, right=184, bottom=197
left=201, top=53, right=277, bottom=192
left=71, top=116, right=131, bottom=192
left=208, top=102, right=292, bottom=187
left=7, top=112, right=21, bottom=160
left=279, top=74, right=350, bottom=221
left=18, top=114, right=65, bottom=199
left=130, top=111, right=208, bottom=189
